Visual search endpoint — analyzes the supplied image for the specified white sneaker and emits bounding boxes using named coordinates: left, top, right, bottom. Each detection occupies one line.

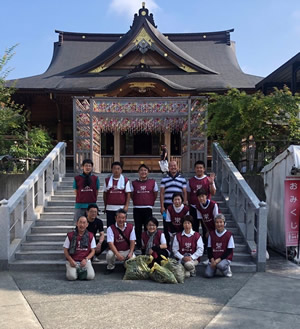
left=225, top=266, right=232, bottom=277
left=185, top=271, right=191, bottom=278
left=202, top=259, right=209, bottom=265
left=190, top=270, right=196, bottom=277
left=93, top=257, right=101, bottom=263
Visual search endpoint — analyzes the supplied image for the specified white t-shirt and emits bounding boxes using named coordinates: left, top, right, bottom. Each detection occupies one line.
left=106, top=222, right=136, bottom=243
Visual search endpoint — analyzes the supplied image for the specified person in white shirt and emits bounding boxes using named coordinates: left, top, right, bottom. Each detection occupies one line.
left=105, top=209, right=136, bottom=274
left=103, top=162, right=131, bottom=227
left=63, top=216, right=96, bottom=280
left=172, top=215, right=204, bottom=278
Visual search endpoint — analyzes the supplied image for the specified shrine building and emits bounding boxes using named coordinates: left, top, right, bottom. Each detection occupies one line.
left=10, top=3, right=262, bottom=172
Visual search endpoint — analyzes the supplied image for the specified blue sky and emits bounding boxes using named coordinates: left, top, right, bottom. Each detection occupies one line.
left=1, top=0, right=299, bottom=80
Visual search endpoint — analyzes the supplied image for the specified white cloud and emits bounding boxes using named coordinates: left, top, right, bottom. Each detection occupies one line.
left=108, top=0, right=159, bottom=19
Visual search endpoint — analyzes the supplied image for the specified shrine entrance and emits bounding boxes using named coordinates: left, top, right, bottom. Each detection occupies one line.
left=73, top=97, right=207, bottom=173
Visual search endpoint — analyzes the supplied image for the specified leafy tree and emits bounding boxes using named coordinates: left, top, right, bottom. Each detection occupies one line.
left=207, top=87, right=300, bottom=171
left=0, top=46, right=53, bottom=172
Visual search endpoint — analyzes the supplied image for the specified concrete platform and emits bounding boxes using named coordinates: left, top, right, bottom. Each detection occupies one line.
left=1, top=252, right=299, bottom=329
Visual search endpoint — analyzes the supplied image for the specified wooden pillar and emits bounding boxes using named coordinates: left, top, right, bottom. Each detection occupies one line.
left=54, top=95, right=63, bottom=141
left=165, top=131, right=171, bottom=159
left=57, top=121, right=63, bottom=141
left=114, top=131, right=120, bottom=162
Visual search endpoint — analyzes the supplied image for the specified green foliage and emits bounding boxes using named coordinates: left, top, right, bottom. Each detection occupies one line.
left=207, top=87, right=300, bottom=169
left=0, top=46, right=53, bottom=172
left=10, top=127, right=53, bottom=159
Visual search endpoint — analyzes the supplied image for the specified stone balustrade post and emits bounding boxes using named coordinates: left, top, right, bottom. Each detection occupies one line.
left=256, top=201, right=268, bottom=272
left=0, top=199, right=10, bottom=269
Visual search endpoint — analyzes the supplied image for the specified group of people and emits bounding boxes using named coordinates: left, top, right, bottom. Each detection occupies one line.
left=64, top=158, right=234, bottom=280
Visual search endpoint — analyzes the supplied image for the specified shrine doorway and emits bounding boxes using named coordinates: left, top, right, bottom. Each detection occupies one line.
left=73, top=97, right=207, bottom=173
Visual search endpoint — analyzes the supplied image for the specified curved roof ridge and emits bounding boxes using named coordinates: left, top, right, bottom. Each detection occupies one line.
left=71, top=17, right=218, bottom=75
left=91, top=71, right=196, bottom=92
left=145, top=20, right=218, bottom=74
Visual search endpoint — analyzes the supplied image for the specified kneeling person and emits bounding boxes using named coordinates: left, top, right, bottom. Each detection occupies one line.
left=205, top=213, right=235, bottom=278
left=142, top=217, right=169, bottom=265
left=106, top=209, right=136, bottom=274
left=172, top=215, right=204, bottom=277
left=63, top=216, right=96, bottom=280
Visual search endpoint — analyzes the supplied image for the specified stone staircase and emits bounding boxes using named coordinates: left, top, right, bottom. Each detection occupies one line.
left=9, top=173, right=256, bottom=272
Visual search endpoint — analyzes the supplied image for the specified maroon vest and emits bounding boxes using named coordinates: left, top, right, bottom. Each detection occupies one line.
left=105, top=176, right=129, bottom=206
left=110, top=223, right=133, bottom=251
left=141, top=230, right=162, bottom=259
left=75, top=175, right=98, bottom=204
left=189, top=176, right=211, bottom=205
left=167, top=205, right=189, bottom=232
left=132, top=179, right=156, bottom=206
left=67, top=231, right=94, bottom=262
left=176, top=231, right=201, bottom=261
left=196, top=200, right=217, bottom=232
left=210, top=230, right=233, bottom=261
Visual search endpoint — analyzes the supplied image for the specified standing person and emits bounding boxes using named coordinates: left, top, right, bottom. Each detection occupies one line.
left=73, top=159, right=100, bottom=222
left=141, top=217, right=168, bottom=265
left=172, top=215, right=204, bottom=277
left=131, top=164, right=158, bottom=250
left=159, top=144, right=168, bottom=174
left=160, top=160, right=187, bottom=245
left=63, top=216, right=96, bottom=281
left=187, top=160, right=216, bottom=232
left=165, top=193, right=189, bottom=245
left=103, top=161, right=131, bottom=228
left=86, top=204, right=108, bottom=262
left=205, top=213, right=234, bottom=278
left=105, top=209, right=136, bottom=274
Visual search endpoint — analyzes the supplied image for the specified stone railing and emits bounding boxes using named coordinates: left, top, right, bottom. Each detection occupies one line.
left=0, top=142, right=66, bottom=269
left=212, top=142, right=268, bottom=271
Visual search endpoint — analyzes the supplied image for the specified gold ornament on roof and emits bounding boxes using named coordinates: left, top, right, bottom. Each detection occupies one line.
left=129, top=82, right=156, bottom=89
left=180, top=64, right=197, bottom=73
left=89, top=64, right=107, bottom=73
left=133, top=28, right=154, bottom=46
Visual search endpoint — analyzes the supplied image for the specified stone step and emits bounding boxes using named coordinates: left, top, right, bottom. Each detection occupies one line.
left=14, top=249, right=252, bottom=262
left=26, top=233, right=67, bottom=242
left=21, top=241, right=64, bottom=251
left=21, top=239, right=248, bottom=253
left=31, top=225, right=242, bottom=238
left=9, top=259, right=256, bottom=273
left=35, top=218, right=238, bottom=232
left=43, top=205, right=230, bottom=215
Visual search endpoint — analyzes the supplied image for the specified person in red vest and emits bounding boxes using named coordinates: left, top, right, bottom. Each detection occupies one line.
left=165, top=193, right=189, bottom=245
left=187, top=160, right=216, bottom=232
left=205, top=213, right=235, bottom=278
left=73, top=159, right=100, bottom=222
left=105, top=209, right=136, bottom=274
left=172, top=215, right=204, bottom=277
left=63, top=216, right=96, bottom=280
left=131, top=164, right=158, bottom=249
left=196, top=188, right=219, bottom=242
left=141, top=217, right=168, bottom=265
left=103, top=161, right=131, bottom=228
